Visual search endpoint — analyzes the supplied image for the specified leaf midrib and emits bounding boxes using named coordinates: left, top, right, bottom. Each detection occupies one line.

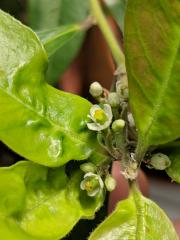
left=132, top=3, right=180, bottom=145
left=143, top=36, right=180, bottom=143
left=132, top=191, right=145, bottom=240
left=0, top=84, right=89, bottom=147
left=41, top=25, right=80, bottom=46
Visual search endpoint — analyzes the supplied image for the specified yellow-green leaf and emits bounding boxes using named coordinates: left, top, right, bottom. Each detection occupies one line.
left=0, top=161, right=104, bottom=240
left=89, top=185, right=178, bottom=240
left=0, top=10, right=106, bottom=167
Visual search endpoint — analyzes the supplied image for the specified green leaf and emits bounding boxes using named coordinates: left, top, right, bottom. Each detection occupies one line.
left=89, top=185, right=178, bottom=240
left=105, top=0, right=128, bottom=33
left=0, top=10, right=106, bottom=167
left=37, top=24, right=82, bottom=57
left=0, top=161, right=104, bottom=240
left=28, top=0, right=90, bottom=84
left=125, top=0, right=180, bottom=156
left=166, top=149, right=180, bottom=183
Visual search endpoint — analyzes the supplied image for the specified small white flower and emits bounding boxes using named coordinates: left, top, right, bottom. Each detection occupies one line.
left=80, top=172, right=104, bottom=197
left=87, top=104, right=112, bottom=131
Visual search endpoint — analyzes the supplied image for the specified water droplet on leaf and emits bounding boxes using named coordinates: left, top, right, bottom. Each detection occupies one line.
left=20, top=87, right=33, bottom=104
left=48, top=136, right=62, bottom=159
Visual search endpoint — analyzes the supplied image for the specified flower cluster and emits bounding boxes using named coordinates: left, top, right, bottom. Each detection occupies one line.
left=86, top=73, right=139, bottom=182
left=87, top=71, right=129, bottom=132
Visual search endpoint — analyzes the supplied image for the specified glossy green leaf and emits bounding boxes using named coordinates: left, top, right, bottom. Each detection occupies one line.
left=28, top=0, right=90, bottom=84
left=125, top=0, right=180, bottom=156
left=37, top=24, right=82, bottom=57
left=166, top=149, right=180, bottom=183
left=0, top=161, right=104, bottom=240
left=105, top=0, right=128, bottom=33
left=89, top=185, right=178, bottom=240
left=0, top=10, right=107, bottom=167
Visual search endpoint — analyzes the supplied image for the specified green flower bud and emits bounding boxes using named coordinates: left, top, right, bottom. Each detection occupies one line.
left=150, top=153, right=171, bottom=170
left=112, top=119, right=125, bottom=132
left=80, top=163, right=97, bottom=173
left=105, top=175, right=116, bottom=192
left=107, top=92, right=120, bottom=107
left=89, top=82, right=103, bottom=97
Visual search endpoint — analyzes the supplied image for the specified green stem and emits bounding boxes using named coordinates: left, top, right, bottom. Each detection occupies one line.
left=135, top=138, right=147, bottom=165
left=90, top=0, right=125, bottom=67
left=129, top=180, right=139, bottom=195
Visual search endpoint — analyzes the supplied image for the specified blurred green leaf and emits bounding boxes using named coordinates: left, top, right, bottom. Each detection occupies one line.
left=105, top=0, right=128, bottom=33
left=0, top=10, right=107, bottom=167
left=37, top=25, right=81, bottom=57
left=125, top=0, right=180, bottom=157
left=28, top=0, right=90, bottom=84
left=0, top=161, right=104, bottom=240
left=166, top=149, right=180, bottom=183
left=89, top=185, right=178, bottom=240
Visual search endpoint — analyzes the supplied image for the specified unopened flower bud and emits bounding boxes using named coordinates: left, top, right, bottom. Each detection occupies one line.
left=89, top=82, right=103, bottom=97
left=116, top=78, right=129, bottom=100
left=107, top=92, right=120, bottom=107
left=112, top=119, right=125, bottom=132
left=150, top=153, right=171, bottom=170
left=80, top=162, right=97, bottom=173
left=105, top=175, right=116, bottom=192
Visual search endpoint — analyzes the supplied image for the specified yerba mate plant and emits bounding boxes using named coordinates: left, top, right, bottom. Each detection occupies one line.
left=0, top=0, right=179, bottom=239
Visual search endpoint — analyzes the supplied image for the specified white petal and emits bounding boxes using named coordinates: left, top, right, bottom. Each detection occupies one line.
left=84, top=172, right=98, bottom=178
left=100, top=119, right=111, bottom=129
left=87, top=122, right=102, bottom=131
left=90, top=105, right=101, bottom=121
left=98, top=176, right=104, bottom=189
left=87, top=188, right=100, bottom=197
left=80, top=180, right=86, bottom=190
left=103, top=104, right=113, bottom=121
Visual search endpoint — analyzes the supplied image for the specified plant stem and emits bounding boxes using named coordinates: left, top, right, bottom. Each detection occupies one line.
left=90, top=0, right=125, bottom=67
left=135, top=138, right=147, bottom=165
